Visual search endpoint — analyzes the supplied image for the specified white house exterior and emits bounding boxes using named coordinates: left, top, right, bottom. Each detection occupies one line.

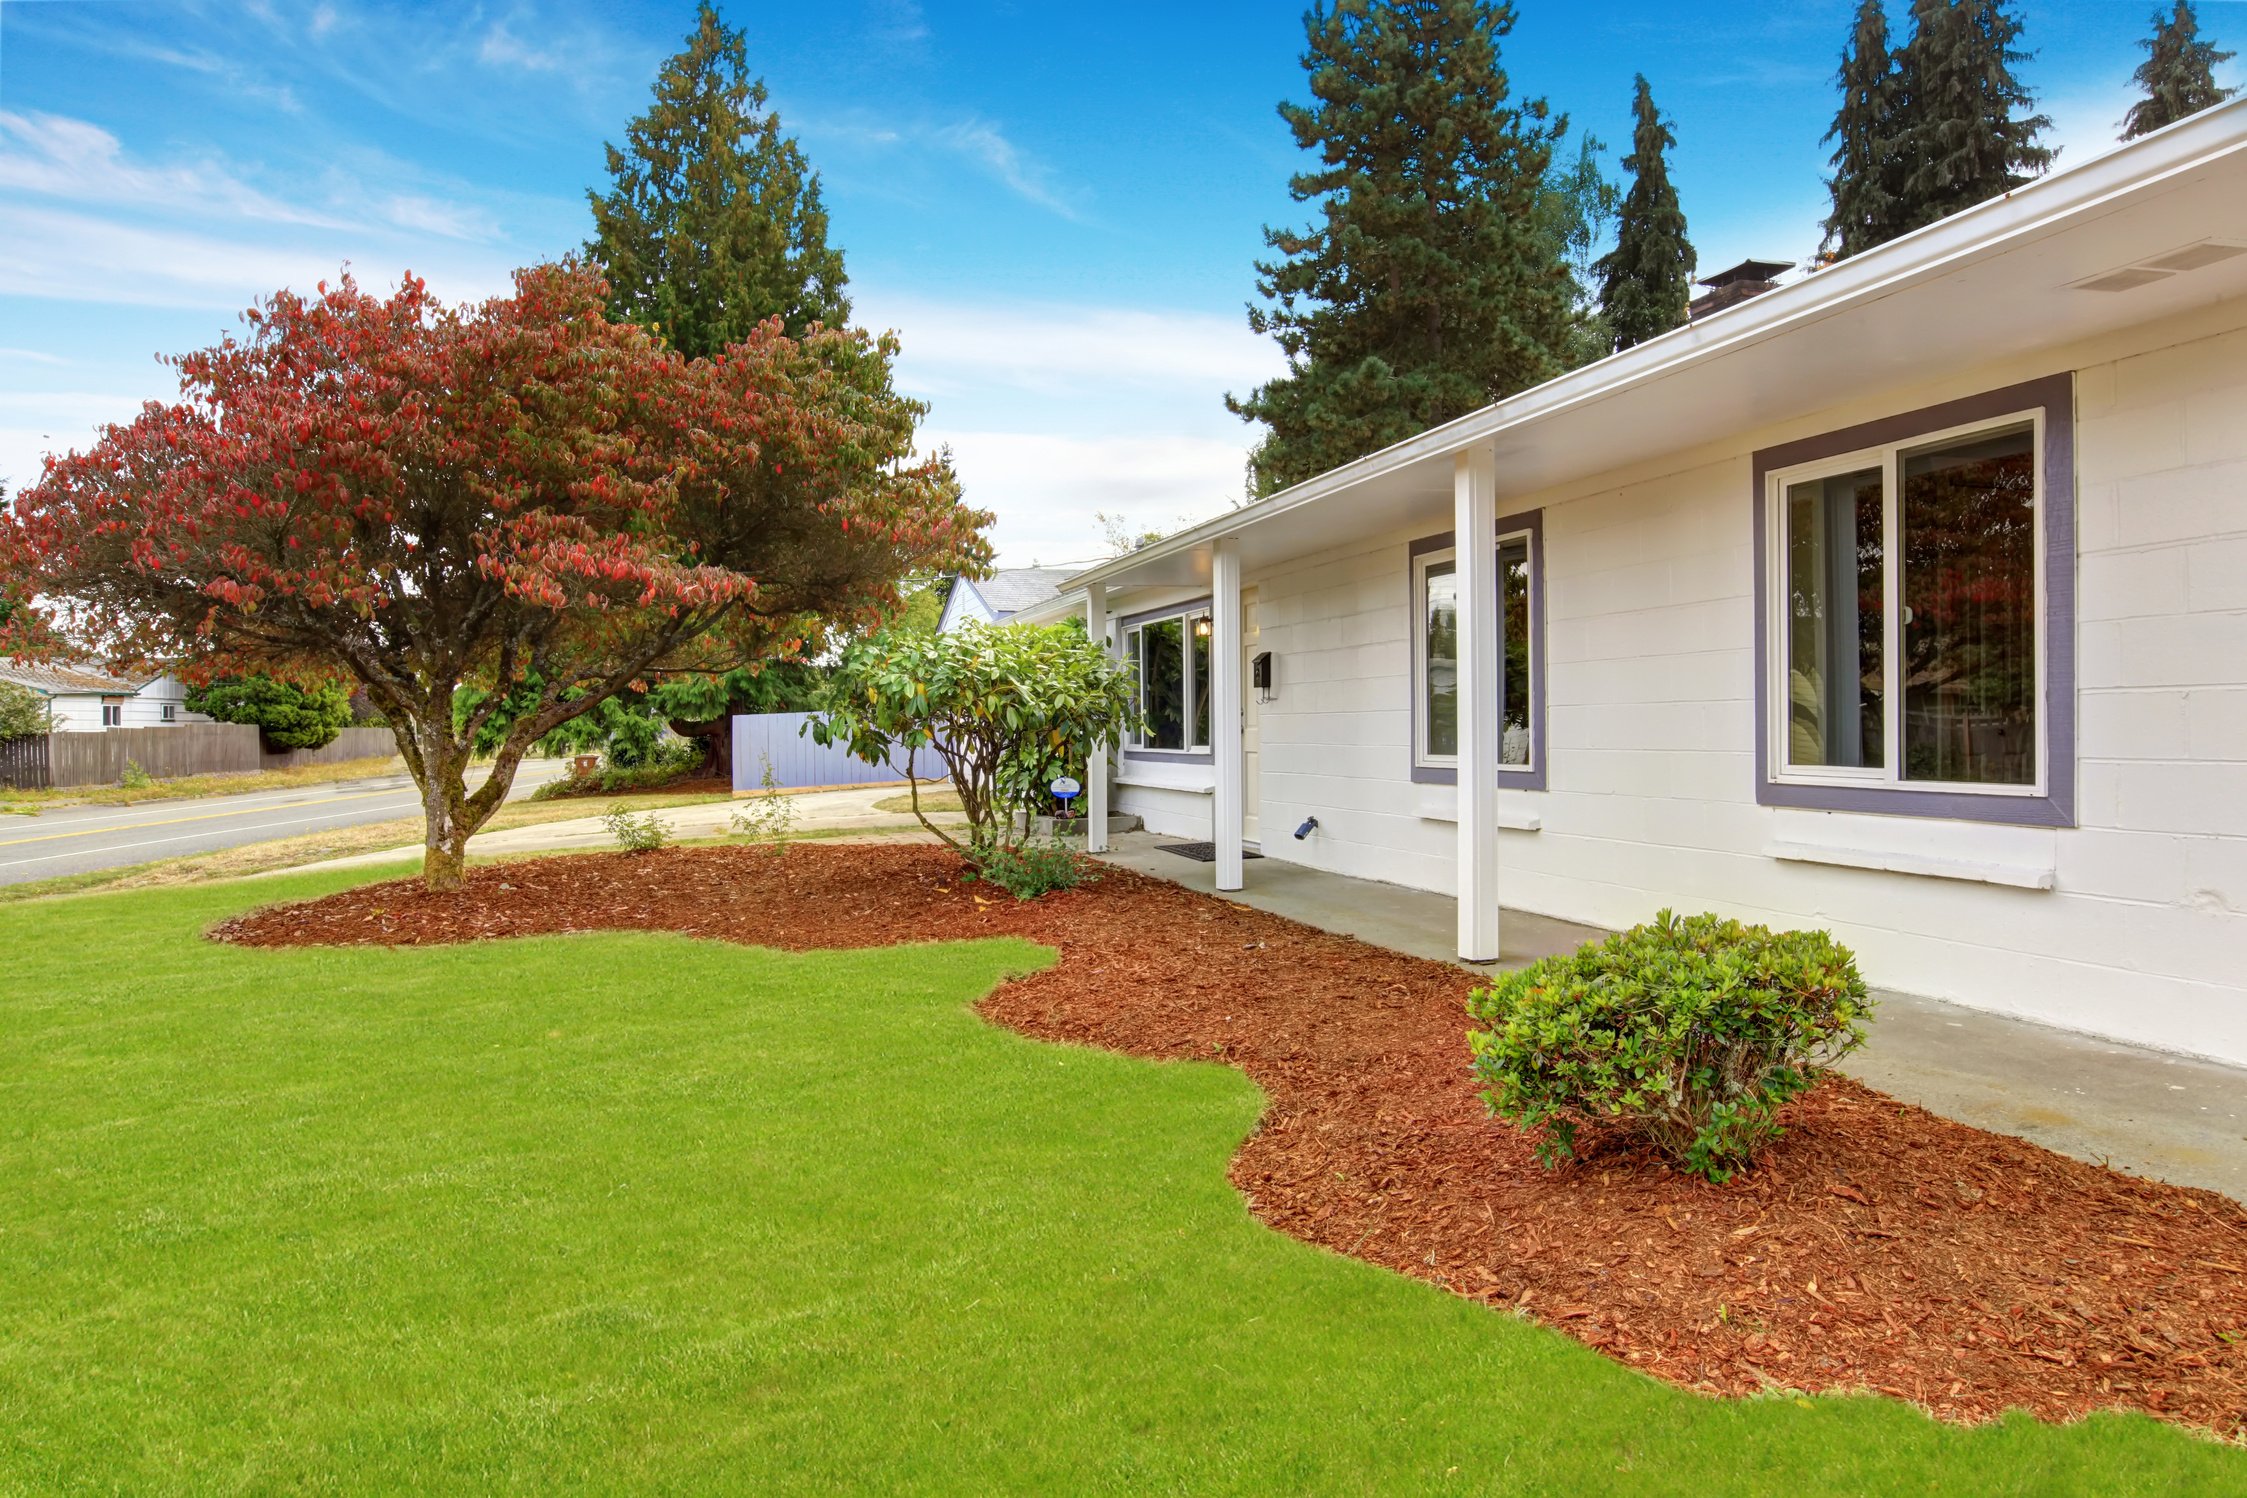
left=1022, top=102, right=2247, bottom=1068
left=0, top=663, right=211, bottom=733
left=937, top=567, right=1080, bottom=632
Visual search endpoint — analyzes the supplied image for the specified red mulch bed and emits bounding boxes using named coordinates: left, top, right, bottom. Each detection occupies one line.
left=215, top=843, right=2247, bottom=1441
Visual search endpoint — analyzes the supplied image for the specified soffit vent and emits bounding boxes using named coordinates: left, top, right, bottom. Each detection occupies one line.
left=2072, top=267, right=2174, bottom=293
left=2142, top=239, right=2247, bottom=272
left=2071, top=239, right=2247, bottom=292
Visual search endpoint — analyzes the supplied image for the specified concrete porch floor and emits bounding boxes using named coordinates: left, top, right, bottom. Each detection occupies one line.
left=1097, top=830, right=2247, bottom=1202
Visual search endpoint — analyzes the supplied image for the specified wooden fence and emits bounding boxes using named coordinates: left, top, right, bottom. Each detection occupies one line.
left=0, top=724, right=399, bottom=790
left=731, top=712, right=927, bottom=792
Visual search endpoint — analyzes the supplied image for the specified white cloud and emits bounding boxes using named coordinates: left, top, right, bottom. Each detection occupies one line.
left=380, top=193, right=502, bottom=241
left=930, top=119, right=1081, bottom=219
left=0, top=110, right=350, bottom=229
left=0, top=390, right=158, bottom=493
left=861, top=293, right=1285, bottom=396
left=478, top=18, right=567, bottom=74
left=925, top=429, right=1251, bottom=568
left=0, top=203, right=518, bottom=310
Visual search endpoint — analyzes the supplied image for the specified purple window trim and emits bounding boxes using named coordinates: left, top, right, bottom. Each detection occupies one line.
left=1749, top=372, right=2076, bottom=829
left=1119, top=595, right=1218, bottom=765
left=1406, top=509, right=1549, bottom=792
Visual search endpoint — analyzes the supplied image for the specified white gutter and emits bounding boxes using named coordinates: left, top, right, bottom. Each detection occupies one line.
left=1065, top=94, right=2247, bottom=595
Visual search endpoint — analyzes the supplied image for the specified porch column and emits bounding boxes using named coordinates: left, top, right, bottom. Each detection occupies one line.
left=1211, top=536, right=1245, bottom=891
left=1455, top=444, right=1502, bottom=962
left=1084, top=581, right=1110, bottom=854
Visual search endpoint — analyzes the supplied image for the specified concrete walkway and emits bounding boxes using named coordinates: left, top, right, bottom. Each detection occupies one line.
left=265, top=783, right=961, bottom=877
left=1099, top=831, right=2247, bottom=1202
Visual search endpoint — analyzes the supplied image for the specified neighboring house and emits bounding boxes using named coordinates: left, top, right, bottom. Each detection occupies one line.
left=1020, top=101, right=2247, bottom=1068
left=0, top=662, right=211, bottom=732
left=936, top=567, right=1080, bottom=632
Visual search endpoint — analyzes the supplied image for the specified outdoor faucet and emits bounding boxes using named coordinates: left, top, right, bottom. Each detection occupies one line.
left=1294, top=817, right=1318, bottom=840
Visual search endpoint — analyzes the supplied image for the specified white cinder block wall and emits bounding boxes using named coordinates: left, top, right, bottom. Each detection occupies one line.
left=1229, top=299, right=2247, bottom=1066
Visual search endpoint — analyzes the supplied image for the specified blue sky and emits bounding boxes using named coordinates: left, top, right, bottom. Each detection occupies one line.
left=2, top=1, right=2239, bottom=565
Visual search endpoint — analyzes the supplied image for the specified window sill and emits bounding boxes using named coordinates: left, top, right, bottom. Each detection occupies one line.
left=1413, top=785, right=1542, bottom=831
left=1764, top=839, right=2054, bottom=890
left=1116, top=763, right=1216, bottom=794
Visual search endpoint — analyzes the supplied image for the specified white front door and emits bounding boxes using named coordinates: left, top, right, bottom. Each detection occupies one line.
left=1241, top=587, right=1261, bottom=844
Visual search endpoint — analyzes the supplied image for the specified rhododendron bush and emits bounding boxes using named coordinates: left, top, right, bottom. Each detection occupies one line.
left=0, top=263, right=989, bottom=888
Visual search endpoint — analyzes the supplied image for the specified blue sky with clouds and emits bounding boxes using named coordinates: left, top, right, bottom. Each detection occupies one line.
left=2, top=1, right=2239, bottom=564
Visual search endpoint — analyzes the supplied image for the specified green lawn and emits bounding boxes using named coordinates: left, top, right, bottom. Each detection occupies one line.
left=2, top=875, right=2240, bottom=1494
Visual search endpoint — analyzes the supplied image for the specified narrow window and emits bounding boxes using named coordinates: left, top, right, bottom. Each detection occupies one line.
left=1499, top=539, right=1531, bottom=767
left=101, top=703, right=122, bottom=727
left=1900, top=424, right=2037, bottom=785
left=1423, top=559, right=1459, bottom=759
left=162, top=703, right=177, bottom=723
left=1783, top=466, right=1885, bottom=770
left=1189, top=615, right=1212, bottom=749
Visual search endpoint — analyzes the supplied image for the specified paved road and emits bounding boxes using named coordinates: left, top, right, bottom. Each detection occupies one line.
left=0, top=761, right=568, bottom=887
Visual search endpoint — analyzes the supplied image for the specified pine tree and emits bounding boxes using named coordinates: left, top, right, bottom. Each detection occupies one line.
left=1892, top=0, right=2053, bottom=236
left=588, top=3, right=849, bottom=356
left=2122, top=1, right=2237, bottom=140
left=1227, top=0, right=1573, bottom=495
left=1538, top=134, right=1621, bottom=368
left=1821, top=0, right=1907, bottom=261
left=1596, top=77, right=1694, bottom=353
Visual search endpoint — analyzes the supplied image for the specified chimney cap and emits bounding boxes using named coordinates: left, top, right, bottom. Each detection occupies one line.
left=1697, top=257, right=1793, bottom=289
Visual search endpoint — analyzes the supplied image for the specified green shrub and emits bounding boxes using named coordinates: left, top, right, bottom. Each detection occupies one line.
left=728, top=758, right=796, bottom=851
left=118, top=759, right=153, bottom=790
left=968, top=838, right=1090, bottom=901
left=0, top=680, right=48, bottom=740
left=1465, top=910, right=1872, bottom=1183
left=184, top=674, right=352, bottom=751
left=529, top=740, right=704, bottom=801
left=601, top=806, right=670, bottom=854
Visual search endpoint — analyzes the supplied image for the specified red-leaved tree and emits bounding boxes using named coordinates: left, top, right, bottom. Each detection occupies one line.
left=0, top=262, right=990, bottom=888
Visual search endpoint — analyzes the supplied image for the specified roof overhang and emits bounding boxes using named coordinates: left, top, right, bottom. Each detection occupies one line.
left=1023, top=96, right=2247, bottom=621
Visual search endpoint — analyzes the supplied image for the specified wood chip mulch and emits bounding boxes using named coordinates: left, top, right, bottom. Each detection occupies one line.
left=214, top=843, right=2247, bottom=1442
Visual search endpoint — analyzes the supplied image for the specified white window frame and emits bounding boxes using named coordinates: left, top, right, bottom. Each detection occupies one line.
left=1411, top=523, right=1539, bottom=778
left=1123, top=605, right=1212, bottom=756
left=1761, top=406, right=2048, bottom=801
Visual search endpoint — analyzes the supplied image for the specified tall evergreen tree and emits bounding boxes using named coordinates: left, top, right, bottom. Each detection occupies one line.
left=1538, top=134, right=1622, bottom=367
left=588, top=3, right=849, bottom=356
left=1821, top=0, right=1907, bottom=260
left=1227, top=0, right=1573, bottom=495
left=1892, top=0, right=2053, bottom=235
left=1595, top=77, right=1694, bottom=353
left=2122, top=1, right=2236, bottom=140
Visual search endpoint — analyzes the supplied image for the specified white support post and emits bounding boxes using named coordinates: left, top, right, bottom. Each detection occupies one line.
left=1455, top=445, right=1502, bottom=963
left=1084, top=582, right=1110, bottom=853
left=1211, top=537, right=1245, bottom=891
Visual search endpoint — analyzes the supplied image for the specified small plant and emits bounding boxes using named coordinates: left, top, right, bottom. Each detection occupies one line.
left=601, top=805, right=670, bottom=854
left=118, top=759, right=153, bottom=791
left=728, top=758, right=797, bottom=852
left=968, top=838, right=1091, bottom=901
left=1466, top=910, right=1872, bottom=1183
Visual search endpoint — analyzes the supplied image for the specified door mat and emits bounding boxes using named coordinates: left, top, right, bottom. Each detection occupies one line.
left=1155, top=842, right=1265, bottom=863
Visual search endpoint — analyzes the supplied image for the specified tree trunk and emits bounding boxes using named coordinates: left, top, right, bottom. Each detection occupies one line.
left=668, top=717, right=731, bottom=784
left=412, top=721, right=477, bottom=893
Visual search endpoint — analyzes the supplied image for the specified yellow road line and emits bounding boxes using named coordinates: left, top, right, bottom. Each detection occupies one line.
left=0, top=788, right=413, bottom=848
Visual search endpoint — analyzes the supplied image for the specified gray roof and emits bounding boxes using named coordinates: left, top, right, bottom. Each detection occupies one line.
left=971, top=567, right=1079, bottom=618
left=0, top=659, right=139, bottom=695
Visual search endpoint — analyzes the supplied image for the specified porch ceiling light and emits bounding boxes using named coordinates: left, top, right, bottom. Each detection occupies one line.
left=1193, top=615, right=1213, bottom=639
